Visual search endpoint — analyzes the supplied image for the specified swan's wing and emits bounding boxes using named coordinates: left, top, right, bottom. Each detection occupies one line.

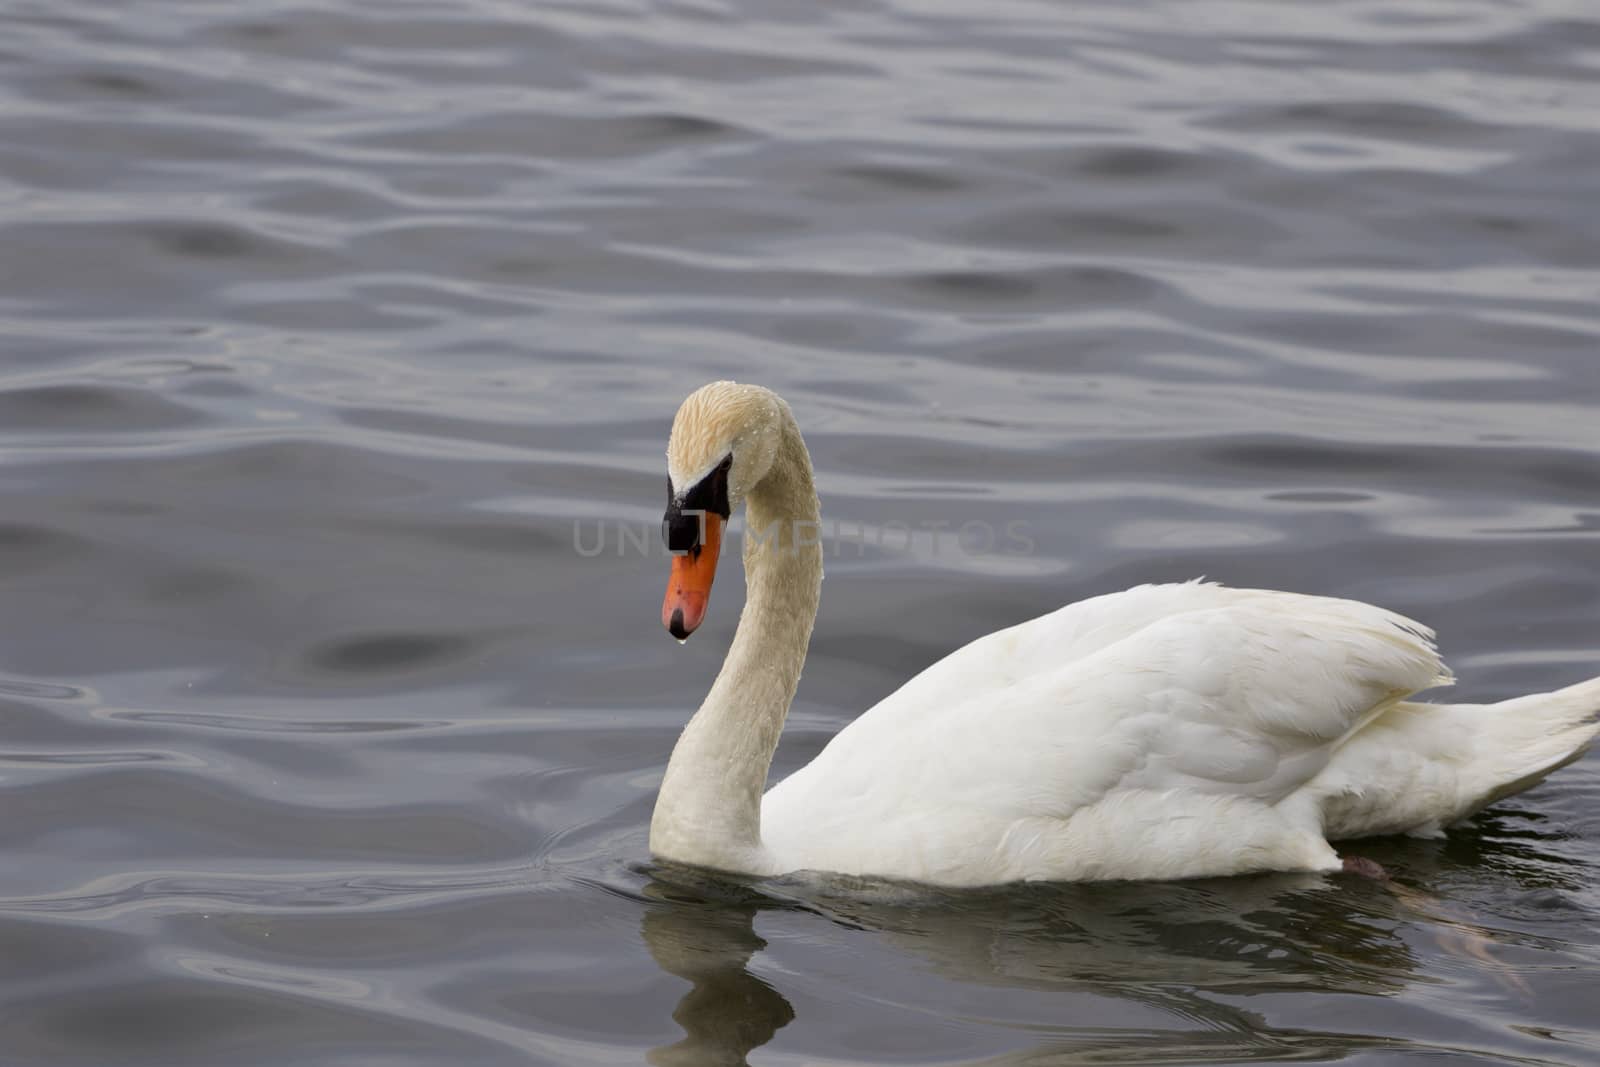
left=1083, top=596, right=1452, bottom=804
left=878, top=593, right=1451, bottom=820
left=784, top=581, right=1445, bottom=785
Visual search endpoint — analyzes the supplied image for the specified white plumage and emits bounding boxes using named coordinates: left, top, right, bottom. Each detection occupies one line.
left=650, top=382, right=1600, bottom=886
left=762, top=580, right=1597, bottom=884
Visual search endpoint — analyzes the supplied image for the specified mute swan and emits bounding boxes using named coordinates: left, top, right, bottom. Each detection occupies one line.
left=651, top=381, right=1600, bottom=885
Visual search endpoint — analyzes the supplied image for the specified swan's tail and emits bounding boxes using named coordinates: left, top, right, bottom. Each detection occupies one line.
left=1457, top=675, right=1600, bottom=814
left=1320, top=676, right=1600, bottom=841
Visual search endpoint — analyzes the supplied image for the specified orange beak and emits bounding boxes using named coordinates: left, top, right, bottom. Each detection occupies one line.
left=663, top=513, right=723, bottom=640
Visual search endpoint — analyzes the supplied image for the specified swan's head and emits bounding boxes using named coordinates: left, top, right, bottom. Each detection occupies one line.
left=661, top=381, right=784, bottom=640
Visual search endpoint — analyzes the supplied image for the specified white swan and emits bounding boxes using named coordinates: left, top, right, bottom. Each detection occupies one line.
left=650, top=381, right=1600, bottom=886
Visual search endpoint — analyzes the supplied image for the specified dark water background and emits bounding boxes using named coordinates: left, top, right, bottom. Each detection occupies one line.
left=2, top=0, right=1599, bottom=1063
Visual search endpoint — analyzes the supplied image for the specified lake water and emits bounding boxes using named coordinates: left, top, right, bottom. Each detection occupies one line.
left=2, top=0, right=1598, bottom=1063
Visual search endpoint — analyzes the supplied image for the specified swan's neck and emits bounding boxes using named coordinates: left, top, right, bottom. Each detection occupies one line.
left=650, top=416, right=821, bottom=874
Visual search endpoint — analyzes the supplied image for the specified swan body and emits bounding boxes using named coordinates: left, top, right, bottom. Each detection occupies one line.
left=650, top=382, right=1600, bottom=886
left=761, top=582, right=1598, bottom=883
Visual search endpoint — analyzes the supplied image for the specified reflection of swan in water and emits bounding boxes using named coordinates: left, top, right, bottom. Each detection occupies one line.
left=641, top=875, right=793, bottom=1067
left=630, top=799, right=1585, bottom=1065
left=637, top=865, right=1434, bottom=1066
left=777, top=871, right=1420, bottom=999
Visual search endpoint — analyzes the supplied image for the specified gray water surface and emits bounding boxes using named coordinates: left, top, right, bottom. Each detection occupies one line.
left=2, top=1, right=1599, bottom=1063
